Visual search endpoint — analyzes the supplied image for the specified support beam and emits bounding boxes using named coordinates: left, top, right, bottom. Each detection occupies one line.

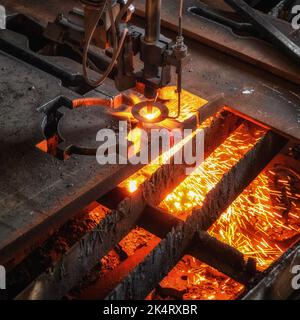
left=77, top=238, right=161, bottom=300
left=137, top=206, right=181, bottom=239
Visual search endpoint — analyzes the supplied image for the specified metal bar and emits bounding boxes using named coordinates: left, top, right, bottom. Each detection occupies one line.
left=144, top=0, right=161, bottom=43
left=187, top=231, right=260, bottom=286
left=137, top=206, right=181, bottom=239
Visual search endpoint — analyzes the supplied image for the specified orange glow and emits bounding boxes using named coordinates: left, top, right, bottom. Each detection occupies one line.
left=129, top=92, right=144, bottom=105
left=119, top=88, right=209, bottom=192
left=159, top=86, right=208, bottom=129
left=208, top=167, right=300, bottom=270
left=149, top=132, right=300, bottom=299
left=119, top=227, right=158, bottom=257
left=158, top=124, right=300, bottom=271
left=36, top=140, right=48, bottom=153
left=159, top=125, right=264, bottom=218
left=151, top=255, right=244, bottom=300
left=119, top=118, right=212, bottom=193
left=123, top=86, right=207, bottom=128
left=128, top=180, right=138, bottom=194
left=127, top=126, right=143, bottom=155
left=139, top=106, right=161, bottom=121
left=159, top=86, right=207, bottom=122
left=118, top=88, right=300, bottom=299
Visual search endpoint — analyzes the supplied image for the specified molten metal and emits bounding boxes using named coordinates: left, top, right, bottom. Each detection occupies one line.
left=118, top=88, right=300, bottom=300
left=159, top=125, right=264, bottom=216
left=209, top=166, right=300, bottom=270
left=140, top=106, right=161, bottom=121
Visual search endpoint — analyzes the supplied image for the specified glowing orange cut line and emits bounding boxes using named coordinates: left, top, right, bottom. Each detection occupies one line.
left=159, top=125, right=264, bottom=218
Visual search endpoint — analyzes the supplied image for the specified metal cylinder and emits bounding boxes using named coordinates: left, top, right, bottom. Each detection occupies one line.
left=144, top=0, right=161, bottom=43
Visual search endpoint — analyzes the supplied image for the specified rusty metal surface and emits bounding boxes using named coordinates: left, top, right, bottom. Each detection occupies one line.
left=0, top=51, right=142, bottom=269
left=77, top=238, right=161, bottom=300
left=0, top=0, right=78, bottom=26
left=225, top=0, right=300, bottom=63
left=180, top=37, right=300, bottom=141
left=1, top=1, right=300, bottom=140
left=135, top=0, right=300, bottom=86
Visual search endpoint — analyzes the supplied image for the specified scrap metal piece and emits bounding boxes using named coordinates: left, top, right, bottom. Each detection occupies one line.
left=225, top=0, right=300, bottom=63
left=0, top=29, right=85, bottom=87
left=187, top=3, right=254, bottom=34
left=57, top=105, right=124, bottom=157
left=188, top=231, right=260, bottom=286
